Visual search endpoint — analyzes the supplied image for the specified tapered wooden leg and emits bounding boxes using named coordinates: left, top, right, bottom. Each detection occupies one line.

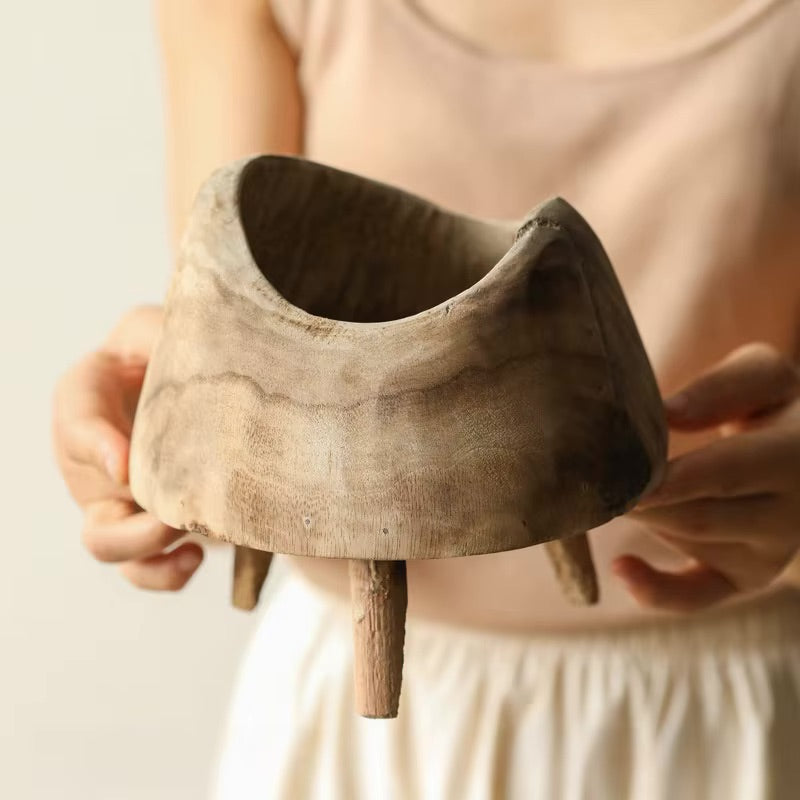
left=348, top=558, right=407, bottom=718
left=232, top=546, right=274, bottom=610
left=544, top=533, right=599, bottom=605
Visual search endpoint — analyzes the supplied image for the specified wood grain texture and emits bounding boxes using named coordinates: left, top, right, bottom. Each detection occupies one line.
left=232, top=546, right=273, bottom=611
left=545, top=535, right=599, bottom=605
left=129, top=155, right=667, bottom=565
left=349, top=559, right=407, bottom=718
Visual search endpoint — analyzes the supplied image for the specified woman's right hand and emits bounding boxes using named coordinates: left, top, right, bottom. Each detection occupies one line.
left=52, top=305, right=204, bottom=590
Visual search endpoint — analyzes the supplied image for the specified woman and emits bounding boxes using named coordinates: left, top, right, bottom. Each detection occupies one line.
left=53, top=0, right=800, bottom=797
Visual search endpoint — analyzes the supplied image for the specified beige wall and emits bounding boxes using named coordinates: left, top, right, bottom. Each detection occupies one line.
left=0, top=3, right=261, bottom=797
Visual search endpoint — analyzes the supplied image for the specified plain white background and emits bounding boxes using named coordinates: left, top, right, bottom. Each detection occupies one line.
left=1, top=3, right=263, bottom=797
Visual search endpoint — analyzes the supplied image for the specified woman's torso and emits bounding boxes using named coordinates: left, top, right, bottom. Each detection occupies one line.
left=270, top=0, right=800, bottom=630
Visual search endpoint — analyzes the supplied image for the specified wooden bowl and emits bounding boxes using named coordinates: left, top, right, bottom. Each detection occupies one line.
left=130, top=156, right=667, bottom=718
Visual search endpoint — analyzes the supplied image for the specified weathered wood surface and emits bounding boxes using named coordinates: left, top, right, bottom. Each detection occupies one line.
left=129, top=155, right=667, bottom=718
left=349, top=559, right=407, bottom=718
left=129, top=156, right=667, bottom=567
left=545, top=534, right=599, bottom=605
left=232, top=546, right=273, bottom=610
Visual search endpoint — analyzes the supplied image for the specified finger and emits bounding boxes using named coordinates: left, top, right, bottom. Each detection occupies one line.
left=54, top=351, right=147, bottom=484
left=612, top=555, right=735, bottom=612
left=647, top=532, right=783, bottom=592
left=63, top=416, right=131, bottom=485
left=104, top=305, right=163, bottom=358
left=119, top=542, right=204, bottom=591
left=55, top=350, right=146, bottom=425
left=631, top=494, right=781, bottom=542
left=631, top=495, right=793, bottom=591
left=664, top=343, right=799, bottom=430
left=82, top=502, right=184, bottom=562
left=635, top=431, right=794, bottom=508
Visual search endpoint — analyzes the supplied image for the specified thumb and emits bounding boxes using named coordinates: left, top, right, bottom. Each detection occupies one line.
left=664, top=342, right=798, bottom=430
left=66, top=417, right=131, bottom=484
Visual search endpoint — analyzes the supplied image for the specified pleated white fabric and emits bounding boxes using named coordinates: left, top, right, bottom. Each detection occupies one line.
left=213, top=563, right=800, bottom=800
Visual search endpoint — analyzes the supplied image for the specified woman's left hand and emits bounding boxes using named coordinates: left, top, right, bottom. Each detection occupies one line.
left=613, top=342, right=800, bottom=613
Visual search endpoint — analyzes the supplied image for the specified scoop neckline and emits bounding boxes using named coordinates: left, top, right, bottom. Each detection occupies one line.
left=386, top=0, right=786, bottom=81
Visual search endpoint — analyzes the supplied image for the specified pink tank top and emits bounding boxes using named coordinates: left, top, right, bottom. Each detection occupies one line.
left=272, top=0, right=799, bottom=390
left=268, top=0, right=800, bottom=606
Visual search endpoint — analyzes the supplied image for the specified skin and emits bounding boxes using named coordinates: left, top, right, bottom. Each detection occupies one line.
left=53, top=0, right=301, bottom=592
left=53, top=0, right=800, bottom=618
left=617, top=343, right=800, bottom=612
left=51, top=305, right=200, bottom=590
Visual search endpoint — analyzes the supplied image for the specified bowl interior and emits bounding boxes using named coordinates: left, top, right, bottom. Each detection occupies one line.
left=238, top=157, right=514, bottom=323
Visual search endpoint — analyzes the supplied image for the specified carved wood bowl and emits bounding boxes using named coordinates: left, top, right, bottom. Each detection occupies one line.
left=129, top=156, right=667, bottom=718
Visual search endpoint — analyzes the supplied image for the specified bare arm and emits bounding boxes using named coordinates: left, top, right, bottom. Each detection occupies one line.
left=156, top=0, right=303, bottom=246
left=53, top=2, right=304, bottom=591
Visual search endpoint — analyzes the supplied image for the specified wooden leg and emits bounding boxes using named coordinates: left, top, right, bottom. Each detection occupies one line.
left=544, top=533, right=599, bottom=605
left=348, top=559, right=407, bottom=719
left=232, top=546, right=274, bottom=610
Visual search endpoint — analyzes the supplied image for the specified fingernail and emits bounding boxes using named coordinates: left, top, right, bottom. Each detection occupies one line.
left=103, top=447, right=119, bottom=482
left=664, top=392, right=690, bottom=416
left=178, top=550, right=201, bottom=572
left=610, top=559, right=626, bottom=575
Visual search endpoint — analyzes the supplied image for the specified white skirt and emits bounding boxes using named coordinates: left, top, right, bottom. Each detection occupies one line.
left=213, top=561, right=800, bottom=800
